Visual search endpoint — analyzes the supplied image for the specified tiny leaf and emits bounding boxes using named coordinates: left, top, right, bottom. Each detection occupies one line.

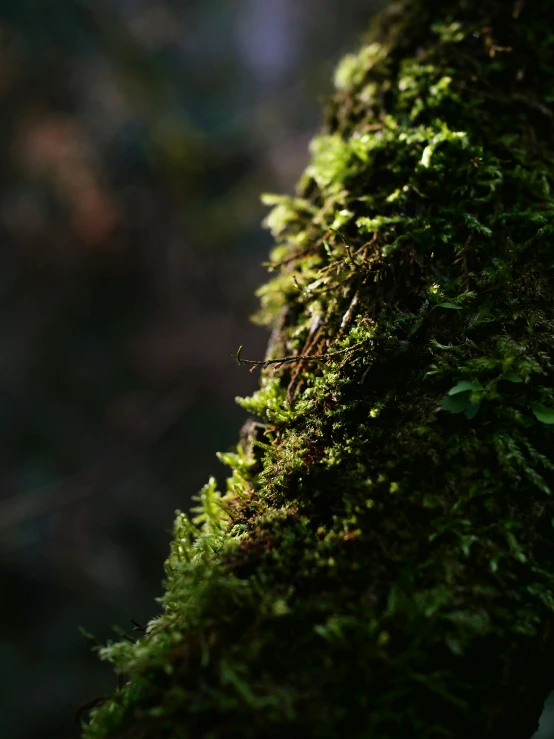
left=504, top=373, right=523, bottom=383
left=464, top=401, right=481, bottom=420
left=532, top=404, right=554, bottom=424
left=448, top=381, right=483, bottom=396
left=440, top=393, right=470, bottom=414
left=437, top=302, right=462, bottom=310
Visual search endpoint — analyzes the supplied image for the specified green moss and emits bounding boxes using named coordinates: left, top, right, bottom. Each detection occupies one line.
left=82, top=1, right=554, bottom=737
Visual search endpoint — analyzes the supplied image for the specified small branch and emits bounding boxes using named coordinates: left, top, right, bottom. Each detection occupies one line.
left=263, top=244, right=317, bottom=270
left=328, top=227, right=360, bottom=267
left=233, top=341, right=366, bottom=373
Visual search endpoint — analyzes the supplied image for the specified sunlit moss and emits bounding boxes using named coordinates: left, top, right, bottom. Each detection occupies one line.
left=82, top=0, right=554, bottom=737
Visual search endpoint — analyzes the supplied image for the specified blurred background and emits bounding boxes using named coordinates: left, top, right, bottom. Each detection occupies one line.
left=0, top=1, right=552, bottom=738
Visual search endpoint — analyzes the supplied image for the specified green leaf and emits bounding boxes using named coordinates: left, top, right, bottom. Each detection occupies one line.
left=504, top=373, right=523, bottom=383
left=464, top=402, right=481, bottom=420
left=448, top=381, right=483, bottom=395
left=441, top=390, right=481, bottom=419
left=408, top=319, right=424, bottom=337
left=532, top=404, right=554, bottom=424
left=440, top=393, right=470, bottom=414
left=437, top=302, right=462, bottom=310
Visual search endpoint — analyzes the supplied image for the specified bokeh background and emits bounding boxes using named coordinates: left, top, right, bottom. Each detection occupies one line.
left=0, top=1, right=552, bottom=738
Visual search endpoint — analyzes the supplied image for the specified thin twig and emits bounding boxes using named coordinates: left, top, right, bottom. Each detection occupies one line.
left=328, top=227, right=360, bottom=267
left=233, top=341, right=366, bottom=373
left=263, top=244, right=317, bottom=270
left=286, top=318, right=323, bottom=403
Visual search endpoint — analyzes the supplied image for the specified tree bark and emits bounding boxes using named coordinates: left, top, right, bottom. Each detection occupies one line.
left=82, top=1, right=554, bottom=737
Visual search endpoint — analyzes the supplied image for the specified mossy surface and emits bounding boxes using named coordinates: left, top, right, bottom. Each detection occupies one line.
left=82, top=1, right=554, bottom=737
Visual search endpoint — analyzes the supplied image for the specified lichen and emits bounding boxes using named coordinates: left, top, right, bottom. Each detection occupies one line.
left=82, top=1, right=554, bottom=737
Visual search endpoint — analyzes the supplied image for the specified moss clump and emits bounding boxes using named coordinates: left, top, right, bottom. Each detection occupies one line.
left=82, top=1, right=554, bottom=737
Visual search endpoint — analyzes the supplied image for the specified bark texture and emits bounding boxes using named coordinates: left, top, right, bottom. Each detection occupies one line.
left=82, top=1, right=554, bottom=737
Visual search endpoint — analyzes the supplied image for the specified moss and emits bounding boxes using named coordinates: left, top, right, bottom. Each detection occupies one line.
left=82, top=0, right=554, bottom=737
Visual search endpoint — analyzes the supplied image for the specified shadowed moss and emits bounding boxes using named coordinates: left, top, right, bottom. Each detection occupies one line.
left=82, top=1, right=554, bottom=737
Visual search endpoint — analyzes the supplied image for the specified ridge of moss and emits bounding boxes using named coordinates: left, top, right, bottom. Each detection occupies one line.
left=82, top=1, right=554, bottom=737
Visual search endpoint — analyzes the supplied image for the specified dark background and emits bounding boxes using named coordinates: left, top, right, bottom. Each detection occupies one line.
left=0, top=1, right=551, bottom=738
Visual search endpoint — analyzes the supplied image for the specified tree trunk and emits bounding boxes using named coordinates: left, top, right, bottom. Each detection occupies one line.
left=82, top=1, right=554, bottom=737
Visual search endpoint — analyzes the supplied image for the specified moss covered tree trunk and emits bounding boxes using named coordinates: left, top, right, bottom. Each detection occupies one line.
left=82, top=1, right=554, bottom=737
